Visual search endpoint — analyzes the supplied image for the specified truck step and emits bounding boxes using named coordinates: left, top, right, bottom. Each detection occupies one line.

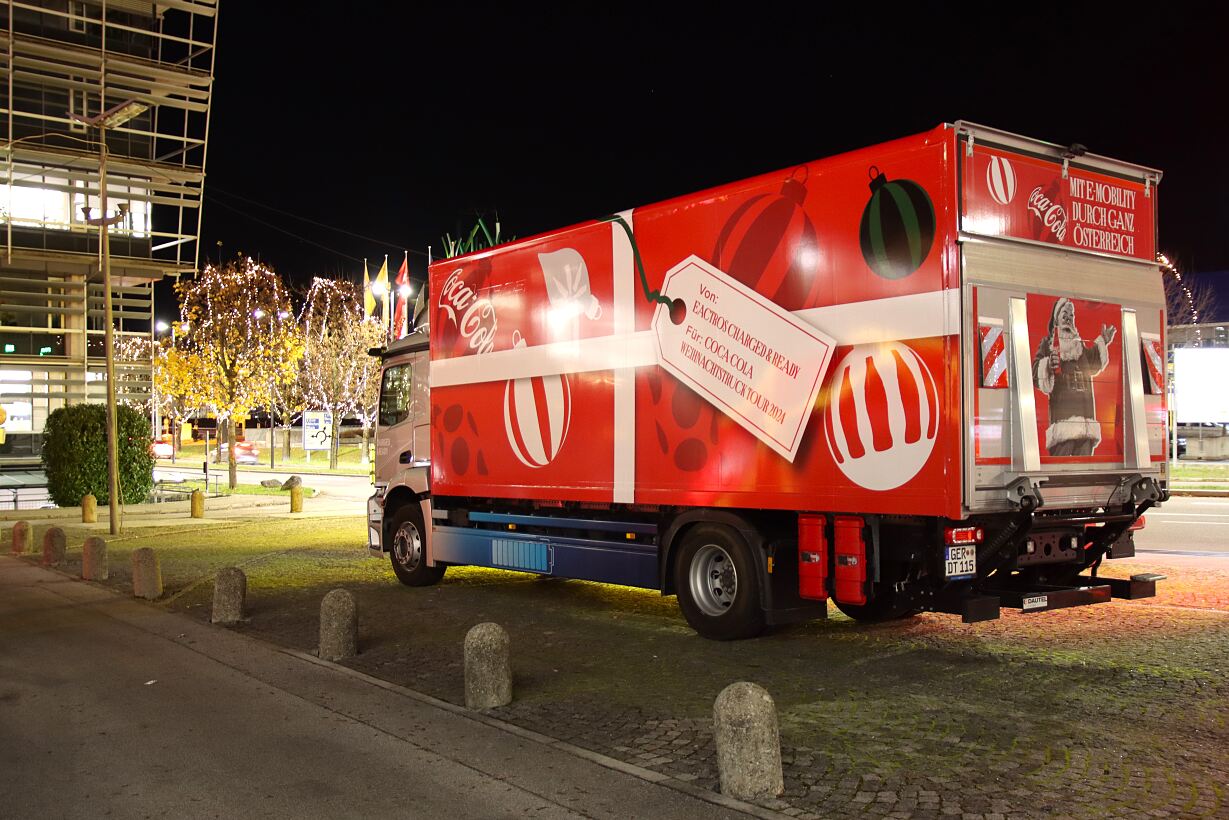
left=1075, top=573, right=1164, bottom=600
left=985, top=583, right=1112, bottom=613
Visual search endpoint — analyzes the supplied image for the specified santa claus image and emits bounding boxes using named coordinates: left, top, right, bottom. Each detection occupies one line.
left=1032, top=297, right=1117, bottom=456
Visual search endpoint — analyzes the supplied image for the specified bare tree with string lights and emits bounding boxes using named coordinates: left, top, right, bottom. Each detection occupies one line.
left=1160, top=253, right=1217, bottom=328
left=177, top=256, right=301, bottom=489
left=300, top=277, right=384, bottom=469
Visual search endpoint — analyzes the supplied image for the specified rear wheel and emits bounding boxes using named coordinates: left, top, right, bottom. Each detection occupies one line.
left=389, top=502, right=445, bottom=587
left=674, top=524, right=766, bottom=640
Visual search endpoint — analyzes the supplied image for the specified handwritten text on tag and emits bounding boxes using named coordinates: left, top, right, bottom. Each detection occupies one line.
left=651, top=256, right=836, bottom=462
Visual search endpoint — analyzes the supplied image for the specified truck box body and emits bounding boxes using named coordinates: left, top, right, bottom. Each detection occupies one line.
left=425, top=123, right=1164, bottom=520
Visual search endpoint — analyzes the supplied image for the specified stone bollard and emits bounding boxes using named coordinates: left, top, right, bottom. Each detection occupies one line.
left=131, top=547, right=163, bottom=600
left=290, top=485, right=303, bottom=513
left=82, top=494, right=97, bottom=524
left=464, top=622, right=512, bottom=710
left=82, top=536, right=108, bottom=581
left=319, top=589, right=357, bottom=661
left=212, top=567, right=247, bottom=625
left=41, top=526, right=67, bottom=566
left=713, top=682, right=784, bottom=800
left=10, top=520, right=31, bottom=555
left=190, top=489, right=204, bottom=518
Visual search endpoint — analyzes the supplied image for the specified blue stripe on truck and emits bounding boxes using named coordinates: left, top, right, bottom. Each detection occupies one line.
left=432, top=526, right=658, bottom=589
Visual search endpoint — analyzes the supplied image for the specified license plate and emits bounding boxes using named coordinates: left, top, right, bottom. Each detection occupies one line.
left=945, top=545, right=977, bottom=579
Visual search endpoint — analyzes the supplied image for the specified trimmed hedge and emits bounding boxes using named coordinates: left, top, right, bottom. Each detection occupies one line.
left=41, top=403, right=154, bottom=507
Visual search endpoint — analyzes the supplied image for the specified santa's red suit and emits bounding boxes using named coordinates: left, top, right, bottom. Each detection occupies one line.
left=1032, top=298, right=1112, bottom=457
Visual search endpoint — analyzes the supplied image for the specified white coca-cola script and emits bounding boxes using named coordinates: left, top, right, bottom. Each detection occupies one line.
left=1027, top=186, right=1068, bottom=242
left=438, top=268, right=497, bottom=355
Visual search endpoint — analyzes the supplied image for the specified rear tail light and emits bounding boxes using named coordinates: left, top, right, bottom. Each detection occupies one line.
left=1129, top=515, right=1146, bottom=531
left=945, top=526, right=985, bottom=545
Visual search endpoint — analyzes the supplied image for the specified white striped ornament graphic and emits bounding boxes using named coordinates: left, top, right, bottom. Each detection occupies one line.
left=986, top=155, right=1017, bottom=206
left=824, top=342, right=938, bottom=492
left=503, top=373, right=572, bottom=468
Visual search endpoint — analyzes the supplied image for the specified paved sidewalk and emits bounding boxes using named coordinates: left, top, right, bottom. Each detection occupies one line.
left=0, top=556, right=761, bottom=820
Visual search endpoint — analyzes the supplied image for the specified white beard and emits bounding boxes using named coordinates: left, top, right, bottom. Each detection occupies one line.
left=1056, top=326, right=1084, bottom=361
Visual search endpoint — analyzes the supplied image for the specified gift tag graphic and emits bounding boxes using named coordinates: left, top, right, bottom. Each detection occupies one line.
left=651, top=255, right=836, bottom=462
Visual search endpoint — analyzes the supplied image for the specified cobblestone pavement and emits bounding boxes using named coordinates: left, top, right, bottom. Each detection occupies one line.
left=34, top=533, right=1229, bottom=820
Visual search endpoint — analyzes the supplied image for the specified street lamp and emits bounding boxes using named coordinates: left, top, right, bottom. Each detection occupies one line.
left=73, top=100, right=150, bottom=536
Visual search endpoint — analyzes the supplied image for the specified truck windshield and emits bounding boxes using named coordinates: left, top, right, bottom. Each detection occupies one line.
left=379, top=364, right=413, bottom=427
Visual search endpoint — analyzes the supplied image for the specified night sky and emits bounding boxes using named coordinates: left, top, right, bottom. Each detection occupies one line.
left=185, top=3, right=1229, bottom=317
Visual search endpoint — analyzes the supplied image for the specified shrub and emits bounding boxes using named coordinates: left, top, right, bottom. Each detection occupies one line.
left=42, top=403, right=154, bottom=507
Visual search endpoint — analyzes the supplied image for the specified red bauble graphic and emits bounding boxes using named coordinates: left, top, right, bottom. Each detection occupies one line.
left=434, top=401, right=488, bottom=478
left=711, top=167, right=820, bottom=311
left=647, top=371, right=719, bottom=473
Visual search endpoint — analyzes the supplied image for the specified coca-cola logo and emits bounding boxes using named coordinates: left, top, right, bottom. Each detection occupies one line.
left=438, top=268, right=497, bottom=355
left=1027, top=186, right=1068, bottom=242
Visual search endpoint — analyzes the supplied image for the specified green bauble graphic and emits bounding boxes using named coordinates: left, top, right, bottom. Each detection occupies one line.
left=858, top=166, right=936, bottom=280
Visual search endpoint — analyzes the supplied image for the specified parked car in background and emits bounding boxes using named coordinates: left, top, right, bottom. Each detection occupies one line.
left=234, top=441, right=259, bottom=465
left=151, top=439, right=173, bottom=459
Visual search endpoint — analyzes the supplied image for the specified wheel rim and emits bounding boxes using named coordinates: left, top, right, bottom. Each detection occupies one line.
left=392, top=520, right=422, bottom=571
left=688, top=543, right=737, bottom=617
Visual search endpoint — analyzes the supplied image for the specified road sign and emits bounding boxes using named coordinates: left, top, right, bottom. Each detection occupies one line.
left=303, top=411, right=333, bottom=451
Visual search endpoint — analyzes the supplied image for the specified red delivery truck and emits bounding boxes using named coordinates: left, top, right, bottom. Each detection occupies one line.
left=367, top=121, right=1168, bottom=639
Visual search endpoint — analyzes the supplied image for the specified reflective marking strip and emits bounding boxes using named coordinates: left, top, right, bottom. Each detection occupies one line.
left=979, top=321, right=1008, bottom=388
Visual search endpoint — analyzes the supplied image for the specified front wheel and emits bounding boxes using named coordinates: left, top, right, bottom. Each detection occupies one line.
left=388, top=502, right=445, bottom=587
left=674, top=524, right=766, bottom=640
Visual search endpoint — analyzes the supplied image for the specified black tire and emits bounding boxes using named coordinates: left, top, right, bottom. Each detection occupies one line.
left=388, top=501, right=445, bottom=587
left=673, top=524, right=766, bottom=640
left=833, top=586, right=920, bottom=623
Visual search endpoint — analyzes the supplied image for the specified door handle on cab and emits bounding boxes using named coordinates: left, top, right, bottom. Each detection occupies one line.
left=399, top=450, right=413, bottom=464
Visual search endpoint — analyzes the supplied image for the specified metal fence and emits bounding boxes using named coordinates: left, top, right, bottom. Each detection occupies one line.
left=1, top=488, right=53, bottom=511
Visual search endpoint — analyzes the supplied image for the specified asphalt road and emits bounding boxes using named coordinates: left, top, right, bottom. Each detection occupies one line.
left=155, top=465, right=373, bottom=503
left=1136, top=494, right=1229, bottom=554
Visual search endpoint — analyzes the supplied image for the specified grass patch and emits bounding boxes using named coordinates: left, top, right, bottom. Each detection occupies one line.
left=172, top=479, right=318, bottom=498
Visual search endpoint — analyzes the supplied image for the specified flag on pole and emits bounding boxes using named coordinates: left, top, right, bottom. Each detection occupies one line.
left=376, top=255, right=390, bottom=334
left=393, top=251, right=410, bottom=339
left=363, top=259, right=376, bottom=318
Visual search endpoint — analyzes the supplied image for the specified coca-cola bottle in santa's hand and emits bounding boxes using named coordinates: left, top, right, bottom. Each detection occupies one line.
left=1050, top=323, right=1062, bottom=375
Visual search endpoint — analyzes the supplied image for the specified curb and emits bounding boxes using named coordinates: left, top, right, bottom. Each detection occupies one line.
left=285, top=648, right=791, bottom=820
left=1168, top=489, right=1229, bottom=497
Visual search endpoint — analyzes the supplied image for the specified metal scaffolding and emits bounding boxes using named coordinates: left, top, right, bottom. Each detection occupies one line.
left=0, top=0, right=216, bottom=467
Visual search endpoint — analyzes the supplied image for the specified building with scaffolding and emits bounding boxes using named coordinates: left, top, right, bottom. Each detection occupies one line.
left=0, top=0, right=215, bottom=483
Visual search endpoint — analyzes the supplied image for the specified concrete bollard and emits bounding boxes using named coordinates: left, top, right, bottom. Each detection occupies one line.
left=212, top=567, right=247, bottom=625
left=713, top=682, right=784, bottom=800
left=82, top=536, right=108, bottom=581
left=190, top=490, right=204, bottom=518
left=131, top=547, right=163, bottom=600
left=41, top=526, right=67, bottom=566
left=82, top=494, right=97, bottom=524
left=10, top=520, right=31, bottom=555
left=290, top=485, right=303, bottom=513
left=319, top=589, right=357, bottom=661
left=464, top=622, right=512, bottom=709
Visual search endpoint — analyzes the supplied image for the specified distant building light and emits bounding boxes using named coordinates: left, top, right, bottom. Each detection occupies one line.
left=155, top=320, right=169, bottom=332
left=2, top=344, right=14, bottom=353
left=38, top=346, right=52, bottom=356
